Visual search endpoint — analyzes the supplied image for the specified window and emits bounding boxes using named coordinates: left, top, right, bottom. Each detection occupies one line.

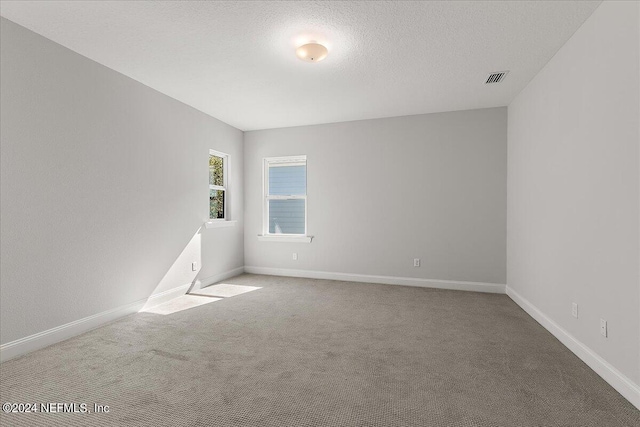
left=209, top=150, right=228, bottom=220
left=263, top=156, right=307, bottom=236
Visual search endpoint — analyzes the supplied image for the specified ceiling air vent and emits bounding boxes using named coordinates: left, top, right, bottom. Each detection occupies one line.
left=485, top=71, right=509, bottom=84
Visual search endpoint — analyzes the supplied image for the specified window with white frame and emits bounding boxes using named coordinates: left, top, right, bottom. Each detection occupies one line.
left=264, top=156, right=307, bottom=235
left=209, top=150, right=229, bottom=220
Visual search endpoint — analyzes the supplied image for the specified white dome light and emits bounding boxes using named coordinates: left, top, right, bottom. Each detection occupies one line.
left=295, top=42, right=328, bottom=63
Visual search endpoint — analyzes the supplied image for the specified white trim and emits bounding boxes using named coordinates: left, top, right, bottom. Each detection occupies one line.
left=140, top=284, right=192, bottom=311
left=0, top=298, right=146, bottom=363
left=506, top=286, right=640, bottom=410
left=205, top=220, right=237, bottom=229
left=188, top=266, right=246, bottom=292
left=209, top=149, right=228, bottom=158
left=264, top=155, right=307, bottom=164
left=257, top=235, right=313, bottom=243
left=244, top=266, right=505, bottom=293
left=0, top=267, right=246, bottom=363
left=263, top=155, right=308, bottom=236
left=209, top=149, right=229, bottom=221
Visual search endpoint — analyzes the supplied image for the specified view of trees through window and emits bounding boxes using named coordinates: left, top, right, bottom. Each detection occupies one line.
left=209, top=154, right=225, bottom=219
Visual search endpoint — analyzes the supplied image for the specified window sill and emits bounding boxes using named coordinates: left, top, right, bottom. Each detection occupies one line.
left=205, top=220, right=237, bottom=229
left=257, top=235, right=313, bottom=243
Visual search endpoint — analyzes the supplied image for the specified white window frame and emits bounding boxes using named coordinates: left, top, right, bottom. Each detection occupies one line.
left=209, top=149, right=229, bottom=221
left=262, top=155, right=308, bottom=238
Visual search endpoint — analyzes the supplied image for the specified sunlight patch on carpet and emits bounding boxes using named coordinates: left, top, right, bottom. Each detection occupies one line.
left=141, top=295, right=222, bottom=315
left=190, top=283, right=261, bottom=298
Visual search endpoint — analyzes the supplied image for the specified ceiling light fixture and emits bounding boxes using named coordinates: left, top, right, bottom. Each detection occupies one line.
left=295, top=42, right=328, bottom=63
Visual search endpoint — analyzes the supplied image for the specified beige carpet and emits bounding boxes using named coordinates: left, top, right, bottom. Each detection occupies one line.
left=1, top=274, right=638, bottom=426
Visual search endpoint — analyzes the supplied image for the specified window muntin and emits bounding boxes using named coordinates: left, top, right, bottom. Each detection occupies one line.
left=264, top=156, right=307, bottom=235
left=209, top=150, right=229, bottom=220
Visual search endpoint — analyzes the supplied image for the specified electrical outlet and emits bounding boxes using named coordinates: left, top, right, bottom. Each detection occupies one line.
left=571, top=303, right=578, bottom=318
left=600, top=319, right=607, bottom=337
left=413, top=258, right=420, bottom=267
left=292, top=253, right=298, bottom=261
left=191, top=262, right=198, bottom=271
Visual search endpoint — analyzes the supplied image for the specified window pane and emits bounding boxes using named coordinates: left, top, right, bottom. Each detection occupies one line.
left=269, top=165, right=306, bottom=196
left=209, top=155, right=224, bottom=187
left=269, top=199, right=305, bottom=234
left=210, top=189, right=225, bottom=219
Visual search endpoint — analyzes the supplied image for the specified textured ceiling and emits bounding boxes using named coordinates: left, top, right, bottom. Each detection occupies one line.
left=0, top=1, right=600, bottom=131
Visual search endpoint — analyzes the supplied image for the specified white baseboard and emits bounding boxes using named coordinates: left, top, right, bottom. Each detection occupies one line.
left=244, top=266, right=506, bottom=294
left=506, top=286, right=640, bottom=410
left=139, top=283, right=192, bottom=311
left=0, top=298, right=146, bottom=363
left=189, top=266, right=246, bottom=292
left=0, top=267, right=245, bottom=363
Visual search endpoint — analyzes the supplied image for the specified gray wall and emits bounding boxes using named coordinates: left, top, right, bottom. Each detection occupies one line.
left=244, top=108, right=507, bottom=284
left=0, top=18, right=244, bottom=344
left=507, top=1, right=639, bottom=384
